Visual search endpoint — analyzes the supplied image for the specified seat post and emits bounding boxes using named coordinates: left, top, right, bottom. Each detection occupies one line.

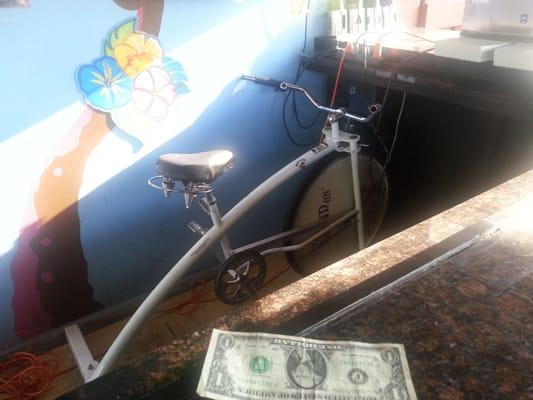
left=204, top=191, right=232, bottom=259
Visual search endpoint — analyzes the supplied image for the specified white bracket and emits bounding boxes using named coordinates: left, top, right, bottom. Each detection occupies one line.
left=322, top=127, right=361, bottom=154
left=65, top=324, right=98, bottom=383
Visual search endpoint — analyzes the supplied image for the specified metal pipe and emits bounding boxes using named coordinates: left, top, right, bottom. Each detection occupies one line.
left=261, top=209, right=357, bottom=256
left=207, top=198, right=233, bottom=259
left=232, top=213, right=345, bottom=254
left=330, top=119, right=341, bottom=140
left=349, top=140, right=365, bottom=250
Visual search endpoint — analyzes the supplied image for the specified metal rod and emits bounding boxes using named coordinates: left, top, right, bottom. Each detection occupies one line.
left=330, top=119, right=341, bottom=140
left=261, top=209, right=357, bottom=256
left=232, top=211, right=351, bottom=254
left=349, top=141, right=365, bottom=250
left=206, top=193, right=232, bottom=259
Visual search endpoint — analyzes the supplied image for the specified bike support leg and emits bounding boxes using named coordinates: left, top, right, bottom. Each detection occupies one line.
left=324, top=120, right=365, bottom=251
left=349, top=140, right=364, bottom=250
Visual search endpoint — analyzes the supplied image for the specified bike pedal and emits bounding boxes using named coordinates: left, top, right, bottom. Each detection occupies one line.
left=188, top=221, right=206, bottom=236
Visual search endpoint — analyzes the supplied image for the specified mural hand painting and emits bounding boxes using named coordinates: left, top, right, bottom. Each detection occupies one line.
left=76, top=18, right=190, bottom=141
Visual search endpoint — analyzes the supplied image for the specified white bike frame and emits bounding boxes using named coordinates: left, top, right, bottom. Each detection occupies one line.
left=65, top=83, right=372, bottom=382
left=205, top=126, right=365, bottom=263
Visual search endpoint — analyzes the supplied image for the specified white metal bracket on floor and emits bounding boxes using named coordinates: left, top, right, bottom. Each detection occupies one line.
left=64, top=325, right=98, bottom=383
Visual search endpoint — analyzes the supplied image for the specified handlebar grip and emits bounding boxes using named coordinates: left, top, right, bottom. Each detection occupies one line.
left=241, top=75, right=285, bottom=89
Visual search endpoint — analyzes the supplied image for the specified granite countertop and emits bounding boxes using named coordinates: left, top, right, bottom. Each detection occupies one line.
left=60, top=169, right=533, bottom=399
left=305, top=196, right=533, bottom=399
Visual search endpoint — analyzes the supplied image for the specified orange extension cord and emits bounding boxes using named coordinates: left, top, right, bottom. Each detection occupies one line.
left=0, top=265, right=290, bottom=399
left=155, top=264, right=292, bottom=317
left=0, top=334, right=60, bottom=399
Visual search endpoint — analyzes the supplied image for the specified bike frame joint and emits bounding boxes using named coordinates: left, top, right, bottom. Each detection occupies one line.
left=182, top=182, right=213, bottom=208
left=323, top=118, right=361, bottom=155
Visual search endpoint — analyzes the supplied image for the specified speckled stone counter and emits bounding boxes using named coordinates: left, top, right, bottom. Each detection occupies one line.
left=60, top=170, right=533, bottom=400
left=304, top=197, right=533, bottom=399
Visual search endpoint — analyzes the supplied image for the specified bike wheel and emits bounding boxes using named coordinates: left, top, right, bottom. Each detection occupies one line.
left=286, top=152, right=389, bottom=276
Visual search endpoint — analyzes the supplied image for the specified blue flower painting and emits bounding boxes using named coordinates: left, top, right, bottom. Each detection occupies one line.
left=76, top=56, right=133, bottom=112
left=75, top=19, right=189, bottom=116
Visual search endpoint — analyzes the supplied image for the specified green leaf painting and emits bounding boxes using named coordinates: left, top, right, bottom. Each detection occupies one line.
left=104, top=18, right=136, bottom=57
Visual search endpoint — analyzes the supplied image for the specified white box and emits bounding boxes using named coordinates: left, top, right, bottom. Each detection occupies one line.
left=494, top=43, right=533, bottom=71
left=434, top=37, right=510, bottom=62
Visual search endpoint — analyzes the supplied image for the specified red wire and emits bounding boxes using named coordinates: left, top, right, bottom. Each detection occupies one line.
left=0, top=334, right=61, bottom=399
left=320, top=43, right=352, bottom=142
left=329, top=43, right=352, bottom=108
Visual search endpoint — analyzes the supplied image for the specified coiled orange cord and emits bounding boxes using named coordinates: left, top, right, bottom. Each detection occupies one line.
left=0, top=334, right=60, bottom=399
left=0, top=265, right=291, bottom=399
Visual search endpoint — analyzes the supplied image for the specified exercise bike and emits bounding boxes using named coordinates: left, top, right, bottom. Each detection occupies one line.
left=65, top=75, right=389, bottom=382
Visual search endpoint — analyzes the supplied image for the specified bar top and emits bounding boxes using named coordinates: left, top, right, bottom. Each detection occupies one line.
left=304, top=195, right=533, bottom=399
left=61, top=169, right=533, bottom=399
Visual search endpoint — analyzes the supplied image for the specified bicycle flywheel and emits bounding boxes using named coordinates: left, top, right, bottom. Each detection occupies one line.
left=286, top=153, right=389, bottom=276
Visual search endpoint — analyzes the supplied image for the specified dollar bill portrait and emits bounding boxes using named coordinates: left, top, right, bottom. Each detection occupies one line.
left=286, top=348, right=328, bottom=389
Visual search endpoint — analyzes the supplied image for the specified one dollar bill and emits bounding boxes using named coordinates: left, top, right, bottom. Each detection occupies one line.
left=197, top=329, right=417, bottom=400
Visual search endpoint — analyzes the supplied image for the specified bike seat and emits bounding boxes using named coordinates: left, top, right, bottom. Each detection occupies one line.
left=156, top=150, right=235, bottom=183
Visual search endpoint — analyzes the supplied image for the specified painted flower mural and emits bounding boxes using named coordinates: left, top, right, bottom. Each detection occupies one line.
left=114, top=32, right=163, bottom=77
left=77, top=56, right=132, bottom=112
left=76, top=18, right=189, bottom=127
left=132, top=66, right=176, bottom=118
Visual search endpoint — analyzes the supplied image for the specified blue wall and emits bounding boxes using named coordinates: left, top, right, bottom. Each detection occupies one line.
left=0, top=0, right=328, bottom=343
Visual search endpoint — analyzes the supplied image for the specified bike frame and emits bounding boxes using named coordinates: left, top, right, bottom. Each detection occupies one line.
left=204, top=152, right=361, bottom=263
left=66, top=90, right=369, bottom=383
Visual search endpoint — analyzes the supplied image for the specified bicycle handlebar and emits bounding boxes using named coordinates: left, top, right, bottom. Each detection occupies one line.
left=243, top=75, right=284, bottom=89
left=241, top=75, right=381, bottom=123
